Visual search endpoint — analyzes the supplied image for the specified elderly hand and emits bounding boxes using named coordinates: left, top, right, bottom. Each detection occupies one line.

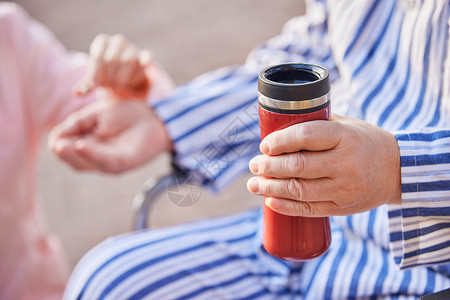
left=48, top=98, right=172, bottom=173
left=247, top=114, right=402, bottom=217
left=74, top=33, right=152, bottom=99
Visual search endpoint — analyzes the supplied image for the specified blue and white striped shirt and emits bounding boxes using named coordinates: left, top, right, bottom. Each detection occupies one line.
left=65, top=0, right=450, bottom=298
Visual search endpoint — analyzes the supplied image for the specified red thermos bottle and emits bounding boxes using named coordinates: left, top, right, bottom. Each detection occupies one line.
left=258, top=63, right=332, bottom=261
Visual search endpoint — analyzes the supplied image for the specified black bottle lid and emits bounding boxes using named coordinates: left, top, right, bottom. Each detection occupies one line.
left=258, top=63, right=330, bottom=113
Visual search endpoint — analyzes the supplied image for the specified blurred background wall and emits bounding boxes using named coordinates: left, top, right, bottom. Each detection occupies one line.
left=11, top=0, right=305, bottom=270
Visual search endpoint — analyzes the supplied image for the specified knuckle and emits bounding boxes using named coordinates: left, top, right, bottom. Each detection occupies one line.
left=295, top=122, right=314, bottom=143
left=260, top=179, right=271, bottom=196
left=112, top=34, right=127, bottom=43
left=287, top=153, right=306, bottom=175
left=294, top=201, right=313, bottom=216
left=258, top=156, right=269, bottom=175
left=269, top=134, right=281, bottom=150
left=286, top=178, right=305, bottom=200
left=93, top=33, right=108, bottom=43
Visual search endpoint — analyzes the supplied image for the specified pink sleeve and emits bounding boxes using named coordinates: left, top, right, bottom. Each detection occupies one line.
left=1, top=3, right=95, bottom=131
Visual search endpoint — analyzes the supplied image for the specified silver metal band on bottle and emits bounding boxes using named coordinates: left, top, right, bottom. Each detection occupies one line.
left=258, top=92, right=330, bottom=111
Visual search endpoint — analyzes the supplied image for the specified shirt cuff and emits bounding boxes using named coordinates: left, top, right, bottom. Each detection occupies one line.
left=388, top=130, right=450, bottom=269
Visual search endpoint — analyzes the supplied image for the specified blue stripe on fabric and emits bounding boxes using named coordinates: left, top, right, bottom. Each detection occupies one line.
left=367, top=210, right=377, bottom=240
left=402, top=222, right=450, bottom=240
left=373, top=249, right=389, bottom=297
left=361, top=14, right=404, bottom=118
left=423, top=267, right=436, bottom=296
left=343, top=0, right=381, bottom=59
left=401, top=180, right=450, bottom=193
left=396, top=130, right=450, bottom=141
left=427, top=89, right=443, bottom=127
left=398, top=270, right=412, bottom=295
left=127, top=252, right=258, bottom=299
left=153, top=67, right=243, bottom=109
left=324, top=237, right=348, bottom=299
left=390, top=231, right=403, bottom=242
left=348, top=243, right=368, bottom=299
left=352, top=1, right=396, bottom=77
left=75, top=215, right=259, bottom=299
left=404, top=240, right=450, bottom=259
left=400, top=2, right=435, bottom=130
left=389, top=209, right=402, bottom=218
left=174, top=96, right=258, bottom=143
left=346, top=215, right=354, bottom=232
left=402, top=207, right=450, bottom=218
left=401, top=151, right=450, bottom=167
left=164, top=75, right=257, bottom=123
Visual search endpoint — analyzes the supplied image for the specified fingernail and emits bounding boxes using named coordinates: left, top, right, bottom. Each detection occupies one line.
left=249, top=158, right=259, bottom=174
left=247, top=178, right=260, bottom=194
left=265, top=197, right=282, bottom=210
left=260, top=140, right=270, bottom=154
left=75, top=82, right=93, bottom=96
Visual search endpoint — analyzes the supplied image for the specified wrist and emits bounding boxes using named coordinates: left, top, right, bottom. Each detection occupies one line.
left=150, top=107, right=174, bottom=153
left=387, top=132, right=402, bottom=205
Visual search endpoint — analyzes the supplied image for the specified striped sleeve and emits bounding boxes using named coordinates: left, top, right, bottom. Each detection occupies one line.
left=388, top=128, right=450, bottom=269
left=152, top=0, right=338, bottom=193
left=153, top=65, right=260, bottom=194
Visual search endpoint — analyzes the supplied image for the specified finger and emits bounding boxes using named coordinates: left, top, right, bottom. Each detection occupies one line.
left=139, top=49, right=152, bottom=66
left=49, top=109, right=97, bottom=139
left=265, top=197, right=337, bottom=217
left=114, top=46, right=141, bottom=88
left=89, top=34, right=109, bottom=86
left=260, top=120, right=342, bottom=155
left=103, top=34, right=128, bottom=88
left=249, top=152, right=333, bottom=179
left=75, top=138, right=134, bottom=174
left=247, top=176, right=335, bottom=202
left=122, top=49, right=152, bottom=94
left=51, top=139, right=96, bottom=171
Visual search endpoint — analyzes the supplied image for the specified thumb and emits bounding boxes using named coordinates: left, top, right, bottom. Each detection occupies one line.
left=75, top=138, right=132, bottom=174
left=50, top=109, right=98, bottom=141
